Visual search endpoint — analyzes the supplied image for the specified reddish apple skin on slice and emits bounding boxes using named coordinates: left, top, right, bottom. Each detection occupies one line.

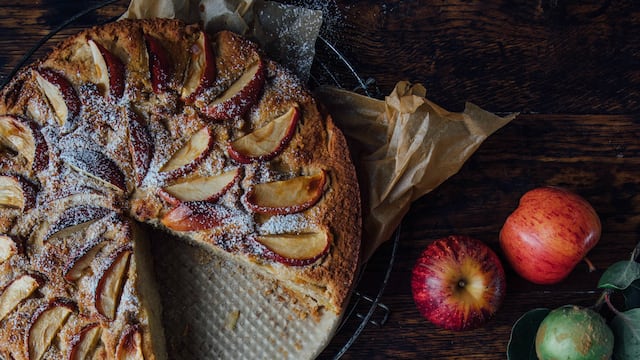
left=43, top=205, right=113, bottom=243
left=94, top=246, right=132, bottom=321
left=88, top=39, right=126, bottom=99
left=0, top=273, right=44, bottom=321
left=256, top=231, right=331, bottom=267
left=61, top=149, right=127, bottom=192
left=160, top=201, right=230, bottom=232
left=181, top=31, right=216, bottom=104
left=0, top=115, right=49, bottom=173
left=34, top=68, right=81, bottom=128
left=159, top=126, right=213, bottom=180
left=115, top=324, right=144, bottom=360
left=26, top=298, right=77, bottom=360
left=228, top=105, right=300, bottom=164
left=199, top=59, right=265, bottom=121
left=126, top=108, right=153, bottom=186
left=159, top=167, right=241, bottom=205
left=144, top=34, right=172, bottom=94
left=0, top=173, right=38, bottom=211
left=68, top=322, right=103, bottom=360
left=246, top=170, right=327, bottom=215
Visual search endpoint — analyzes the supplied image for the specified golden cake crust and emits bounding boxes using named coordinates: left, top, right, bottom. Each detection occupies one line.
left=0, top=18, right=361, bottom=358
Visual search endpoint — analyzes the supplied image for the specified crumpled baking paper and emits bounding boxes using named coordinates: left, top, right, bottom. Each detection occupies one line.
left=316, top=83, right=516, bottom=260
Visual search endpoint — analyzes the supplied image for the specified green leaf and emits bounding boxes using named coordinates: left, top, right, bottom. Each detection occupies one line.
left=507, top=308, right=550, bottom=360
left=598, top=261, right=640, bottom=290
left=611, top=308, right=640, bottom=360
left=622, top=279, right=640, bottom=310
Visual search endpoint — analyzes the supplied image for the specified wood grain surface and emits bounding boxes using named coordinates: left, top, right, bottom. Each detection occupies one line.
left=1, top=1, right=639, bottom=359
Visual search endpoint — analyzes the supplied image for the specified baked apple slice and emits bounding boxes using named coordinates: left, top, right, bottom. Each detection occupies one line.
left=160, top=201, right=230, bottom=232
left=199, top=59, right=265, bottom=120
left=159, top=126, right=213, bottom=180
left=246, top=170, right=327, bottom=215
left=228, top=105, right=300, bottom=164
left=0, top=115, right=49, bottom=172
left=160, top=167, right=240, bottom=204
left=44, top=205, right=112, bottom=243
left=181, top=31, right=216, bottom=104
left=0, top=174, right=37, bottom=211
left=64, top=237, right=108, bottom=282
left=62, top=149, right=126, bottom=192
left=256, top=231, right=331, bottom=266
left=0, top=234, right=18, bottom=263
left=95, top=246, right=131, bottom=320
left=68, top=323, right=103, bottom=360
left=88, top=39, right=125, bottom=99
left=144, top=34, right=172, bottom=93
left=126, top=108, right=153, bottom=186
left=34, top=68, right=80, bottom=128
left=0, top=274, right=43, bottom=321
left=27, top=298, right=76, bottom=360
left=116, top=324, right=144, bottom=360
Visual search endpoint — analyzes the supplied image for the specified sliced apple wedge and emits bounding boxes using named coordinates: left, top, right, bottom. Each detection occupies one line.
left=88, top=39, right=125, bottom=99
left=68, top=323, right=103, bottom=360
left=159, top=126, right=213, bottom=179
left=199, top=59, right=265, bottom=120
left=0, top=274, right=43, bottom=321
left=0, top=174, right=37, bottom=211
left=256, top=231, right=331, bottom=266
left=228, top=106, right=300, bottom=164
left=0, top=234, right=18, bottom=263
left=0, top=115, right=49, bottom=172
left=160, top=201, right=230, bottom=232
left=160, top=167, right=240, bottom=204
left=144, top=34, right=172, bottom=94
left=44, top=205, right=112, bottom=243
left=27, top=298, right=76, bottom=360
left=181, top=31, right=216, bottom=104
left=62, top=149, right=126, bottom=192
left=246, top=170, right=327, bottom=215
left=116, top=324, right=144, bottom=360
left=126, top=108, right=153, bottom=186
left=64, top=238, right=108, bottom=282
left=34, top=68, right=80, bottom=128
left=95, top=247, right=131, bottom=320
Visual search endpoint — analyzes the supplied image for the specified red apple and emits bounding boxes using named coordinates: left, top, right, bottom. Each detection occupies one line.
left=411, top=235, right=506, bottom=331
left=499, top=186, right=601, bottom=284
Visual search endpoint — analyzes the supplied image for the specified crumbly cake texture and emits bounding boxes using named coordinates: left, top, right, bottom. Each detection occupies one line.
left=0, top=18, right=360, bottom=359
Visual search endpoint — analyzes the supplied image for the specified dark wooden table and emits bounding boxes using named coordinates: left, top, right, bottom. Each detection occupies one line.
left=2, top=1, right=639, bottom=359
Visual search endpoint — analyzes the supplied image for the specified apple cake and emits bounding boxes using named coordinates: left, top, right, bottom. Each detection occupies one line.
left=0, top=18, right=361, bottom=359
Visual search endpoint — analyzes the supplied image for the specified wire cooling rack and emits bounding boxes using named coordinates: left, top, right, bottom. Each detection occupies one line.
left=0, top=1, right=399, bottom=358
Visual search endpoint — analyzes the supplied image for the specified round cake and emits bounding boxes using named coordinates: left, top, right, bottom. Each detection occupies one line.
left=0, top=18, right=361, bottom=359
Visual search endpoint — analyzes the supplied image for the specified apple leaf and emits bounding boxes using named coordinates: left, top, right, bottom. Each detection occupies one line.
left=507, top=308, right=550, bottom=360
left=623, top=279, right=640, bottom=310
left=610, top=308, right=640, bottom=360
left=597, top=261, right=640, bottom=291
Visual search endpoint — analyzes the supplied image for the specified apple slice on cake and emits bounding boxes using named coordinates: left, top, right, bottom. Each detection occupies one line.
left=94, top=246, right=131, bottom=320
left=256, top=231, right=331, bottom=266
left=68, top=323, right=103, bottom=360
left=159, top=167, right=240, bottom=205
left=0, top=115, right=49, bottom=173
left=159, top=126, right=213, bottom=180
left=181, top=31, right=216, bottom=104
left=0, top=174, right=38, bottom=211
left=88, top=39, right=125, bottom=99
left=27, top=298, right=76, bottom=360
left=228, top=105, right=300, bottom=164
left=246, top=170, right=327, bottom=215
left=34, top=68, right=80, bottom=129
left=61, top=149, right=126, bottom=192
left=0, top=274, right=43, bottom=321
left=199, top=59, right=265, bottom=121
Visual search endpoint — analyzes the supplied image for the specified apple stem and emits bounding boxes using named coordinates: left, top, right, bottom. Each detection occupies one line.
left=603, top=292, right=623, bottom=317
left=583, top=257, right=596, bottom=272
